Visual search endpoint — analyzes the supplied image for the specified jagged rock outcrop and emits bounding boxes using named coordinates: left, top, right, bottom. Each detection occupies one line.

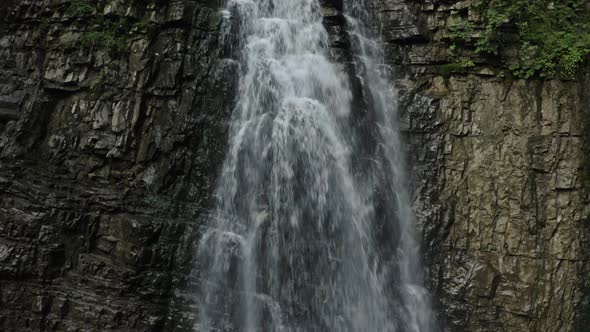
left=371, top=1, right=590, bottom=331
left=407, top=75, right=589, bottom=332
left=0, top=0, right=588, bottom=331
left=0, top=0, right=236, bottom=330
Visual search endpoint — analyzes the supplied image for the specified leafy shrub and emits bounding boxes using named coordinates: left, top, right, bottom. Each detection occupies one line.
left=449, top=0, right=590, bottom=78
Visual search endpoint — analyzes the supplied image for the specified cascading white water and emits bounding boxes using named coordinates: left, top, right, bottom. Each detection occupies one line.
left=344, top=1, right=435, bottom=331
left=195, top=0, right=434, bottom=331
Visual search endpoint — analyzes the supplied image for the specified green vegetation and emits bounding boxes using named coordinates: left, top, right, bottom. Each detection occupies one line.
left=67, top=0, right=142, bottom=56
left=79, top=22, right=128, bottom=56
left=447, top=21, right=476, bottom=55
left=436, top=59, right=475, bottom=77
left=447, top=0, right=590, bottom=79
left=68, top=0, right=94, bottom=16
left=458, top=57, right=475, bottom=68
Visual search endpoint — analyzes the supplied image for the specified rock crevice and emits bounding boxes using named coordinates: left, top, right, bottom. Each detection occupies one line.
left=0, top=0, right=588, bottom=331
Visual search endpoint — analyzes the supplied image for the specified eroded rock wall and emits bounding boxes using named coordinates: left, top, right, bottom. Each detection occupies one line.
left=370, top=1, right=590, bottom=331
left=0, top=0, right=588, bottom=331
left=0, top=0, right=236, bottom=330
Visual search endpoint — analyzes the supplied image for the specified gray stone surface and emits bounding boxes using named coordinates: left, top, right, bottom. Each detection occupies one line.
left=0, top=0, right=588, bottom=331
left=0, top=0, right=236, bottom=330
left=371, top=1, right=590, bottom=331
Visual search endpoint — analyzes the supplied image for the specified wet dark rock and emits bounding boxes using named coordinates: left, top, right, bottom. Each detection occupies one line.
left=0, top=0, right=588, bottom=331
left=371, top=2, right=590, bottom=331
left=0, top=0, right=236, bottom=330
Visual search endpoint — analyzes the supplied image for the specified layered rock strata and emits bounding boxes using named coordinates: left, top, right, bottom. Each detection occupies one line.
left=0, top=0, right=588, bottom=331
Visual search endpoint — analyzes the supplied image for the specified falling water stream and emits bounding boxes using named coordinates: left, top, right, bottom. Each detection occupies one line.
left=195, top=0, right=434, bottom=331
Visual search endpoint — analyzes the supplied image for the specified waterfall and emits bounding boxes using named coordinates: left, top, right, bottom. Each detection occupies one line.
left=194, top=0, right=434, bottom=331
left=344, top=1, right=435, bottom=331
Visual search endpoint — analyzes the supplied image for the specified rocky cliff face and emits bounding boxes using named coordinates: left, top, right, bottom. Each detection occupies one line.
left=0, top=0, right=588, bottom=331
left=372, top=1, right=590, bottom=331
left=0, top=0, right=236, bottom=330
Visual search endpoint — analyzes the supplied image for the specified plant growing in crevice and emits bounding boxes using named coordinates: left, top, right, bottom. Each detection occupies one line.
left=447, top=20, right=475, bottom=55
left=436, top=59, right=475, bottom=77
left=446, top=0, right=590, bottom=79
left=84, top=21, right=129, bottom=55
left=80, top=22, right=128, bottom=56
left=66, top=0, right=133, bottom=56
left=68, top=0, right=94, bottom=16
left=442, top=21, right=478, bottom=75
left=67, top=0, right=160, bottom=57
